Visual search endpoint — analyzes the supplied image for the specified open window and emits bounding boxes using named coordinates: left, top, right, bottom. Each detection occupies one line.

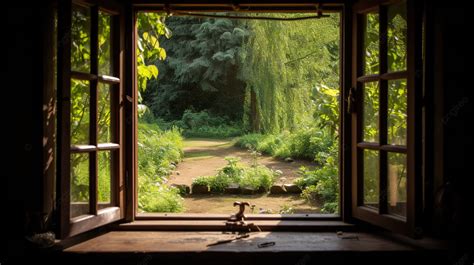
left=56, top=0, right=125, bottom=238
left=351, top=0, right=422, bottom=236
left=131, top=4, right=345, bottom=221
left=52, top=0, right=425, bottom=240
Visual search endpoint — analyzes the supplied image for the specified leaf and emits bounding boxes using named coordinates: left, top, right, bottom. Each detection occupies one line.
left=147, top=64, right=159, bottom=78
left=159, top=48, right=167, bottom=60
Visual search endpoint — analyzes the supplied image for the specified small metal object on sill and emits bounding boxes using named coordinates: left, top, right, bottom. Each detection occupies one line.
left=336, top=231, right=359, bottom=240
left=257, top=241, right=275, bottom=248
left=207, top=234, right=250, bottom=246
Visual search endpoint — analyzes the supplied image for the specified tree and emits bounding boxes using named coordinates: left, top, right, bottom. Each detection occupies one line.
left=142, top=16, right=249, bottom=121
left=240, top=13, right=340, bottom=133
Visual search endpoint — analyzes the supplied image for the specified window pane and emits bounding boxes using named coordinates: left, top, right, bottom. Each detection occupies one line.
left=388, top=152, right=407, bottom=217
left=71, top=79, right=90, bottom=145
left=71, top=5, right=91, bottom=73
left=98, top=151, right=113, bottom=207
left=388, top=1, right=407, bottom=72
left=71, top=153, right=89, bottom=218
left=363, top=150, right=379, bottom=208
left=363, top=82, right=379, bottom=142
left=99, top=12, right=112, bottom=75
left=98, top=83, right=112, bottom=143
left=388, top=79, right=407, bottom=145
left=363, top=12, right=379, bottom=75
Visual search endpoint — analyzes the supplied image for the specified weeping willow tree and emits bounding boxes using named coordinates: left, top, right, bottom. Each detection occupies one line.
left=240, top=13, right=340, bottom=133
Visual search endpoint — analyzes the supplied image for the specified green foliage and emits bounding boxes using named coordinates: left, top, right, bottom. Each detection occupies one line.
left=183, top=125, right=242, bottom=138
left=137, top=122, right=185, bottom=212
left=240, top=14, right=340, bottom=133
left=191, top=156, right=277, bottom=193
left=192, top=176, right=214, bottom=186
left=215, top=157, right=246, bottom=184
left=138, top=185, right=184, bottom=213
left=295, top=142, right=339, bottom=213
left=241, top=165, right=275, bottom=191
left=279, top=204, right=295, bottom=214
left=145, top=109, right=243, bottom=138
left=136, top=12, right=170, bottom=117
left=142, top=16, right=249, bottom=121
left=235, top=128, right=334, bottom=161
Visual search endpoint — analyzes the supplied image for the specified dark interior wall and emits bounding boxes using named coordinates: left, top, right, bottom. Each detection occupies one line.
left=9, top=1, right=56, bottom=256
left=431, top=3, right=472, bottom=258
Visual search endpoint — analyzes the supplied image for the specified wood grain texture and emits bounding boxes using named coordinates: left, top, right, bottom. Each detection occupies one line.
left=65, top=231, right=420, bottom=253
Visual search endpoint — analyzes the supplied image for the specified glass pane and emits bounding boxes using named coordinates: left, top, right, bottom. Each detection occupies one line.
left=388, top=1, right=407, bottom=72
left=98, top=83, right=112, bottom=143
left=98, top=151, right=112, bottom=207
left=71, top=5, right=91, bottom=73
left=363, top=12, right=379, bottom=75
left=363, top=82, right=379, bottom=142
left=71, top=153, right=89, bottom=218
left=363, top=150, right=379, bottom=208
left=71, top=79, right=90, bottom=145
left=99, top=12, right=112, bottom=75
left=388, top=152, right=407, bottom=217
left=388, top=79, right=407, bottom=145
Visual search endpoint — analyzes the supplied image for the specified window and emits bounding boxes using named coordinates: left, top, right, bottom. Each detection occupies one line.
left=57, top=0, right=124, bottom=238
left=134, top=11, right=342, bottom=217
left=351, top=0, right=422, bottom=236
left=52, top=0, right=424, bottom=239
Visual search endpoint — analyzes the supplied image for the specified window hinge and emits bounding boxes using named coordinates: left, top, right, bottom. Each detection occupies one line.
left=346, top=87, right=357, bottom=114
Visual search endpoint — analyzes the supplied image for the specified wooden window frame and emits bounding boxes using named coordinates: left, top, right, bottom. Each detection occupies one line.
left=350, top=0, right=423, bottom=237
left=57, top=0, right=125, bottom=239
left=127, top=2, right=352, bottom=225
left=54, top=0, right=425, bottom=238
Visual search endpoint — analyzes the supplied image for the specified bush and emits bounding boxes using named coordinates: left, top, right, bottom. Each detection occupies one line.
left=192, top=176, right=214, bottom=186
left=241, top=165, right=276, bottom=191
left=153, top=109, right=244, bottom=138
left=235, top=128, right=334, bottom=161
left=294, top=142, right=339, bottom=213
left=137, top=122, right=185, bottom=213
left=191, top=156, right=278, bottom=193
left=138, top=184, right=184, bottom=213
left=183, top=124, right=243, bottom=138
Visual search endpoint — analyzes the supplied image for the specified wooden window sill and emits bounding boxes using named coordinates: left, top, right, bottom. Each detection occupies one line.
left=61, top=230, right=449, bottom=264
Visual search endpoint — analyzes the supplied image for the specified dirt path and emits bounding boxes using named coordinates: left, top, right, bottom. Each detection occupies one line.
left=168, top=138, right=315, bottom=186
left=167, top=138, right=321, bottom=214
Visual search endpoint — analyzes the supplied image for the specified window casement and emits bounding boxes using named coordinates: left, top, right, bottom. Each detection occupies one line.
left=351, top=0, right=423, bottom=236
left=57, top=0, right=125, bottom=238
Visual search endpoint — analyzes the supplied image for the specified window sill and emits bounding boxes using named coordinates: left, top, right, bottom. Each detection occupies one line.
left=61, top=230, right=449, bottom=264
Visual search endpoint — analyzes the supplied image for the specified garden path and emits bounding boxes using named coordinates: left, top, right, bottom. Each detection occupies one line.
left=167, top=138, right=320, bottom=214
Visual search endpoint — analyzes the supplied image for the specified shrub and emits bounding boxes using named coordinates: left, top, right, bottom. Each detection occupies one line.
left=241, top=166, right=277, bottom=191
left=191, top=156, right=277, bottom=193
left=138, top=184, right=184, bottom=213
left=137, top=122, right=185, bottom=213
left=183, top=124, right=243, bottom=138
left=235, top=128, right=334, bottom=162
left=192, top=176, right=214, bottom=186
left=295, top=142, right=339, bottom=214
left=155, top=109, right=244, bottom=138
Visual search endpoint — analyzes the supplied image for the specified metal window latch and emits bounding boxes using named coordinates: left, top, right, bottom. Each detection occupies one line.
left=346, top=87, right=357, bottom=114
left=225, top=201, right=261, bottom=233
